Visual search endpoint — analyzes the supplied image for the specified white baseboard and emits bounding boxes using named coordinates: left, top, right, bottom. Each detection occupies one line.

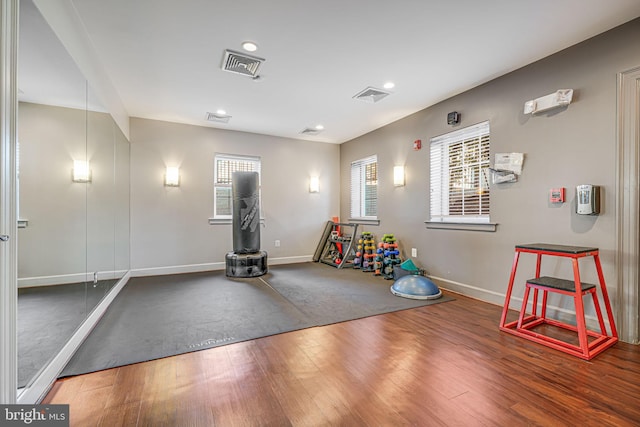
left=430, top=275, right=613, bottom=333
left=131, top=262, right=226, bottom=277
left=268, top=255, right=312, bottom=265
left=131, top=255, right=313, bottom=278
left=18, top=270, right=129, bottom=288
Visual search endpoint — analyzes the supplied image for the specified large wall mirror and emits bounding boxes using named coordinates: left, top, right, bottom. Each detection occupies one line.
left=17, top=0, right=130, bottom=395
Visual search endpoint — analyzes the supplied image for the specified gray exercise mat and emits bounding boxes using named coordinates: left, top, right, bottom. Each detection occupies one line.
left=18, top=280, right=117, bottom=387
left=61, top=263, right=452, bottom=377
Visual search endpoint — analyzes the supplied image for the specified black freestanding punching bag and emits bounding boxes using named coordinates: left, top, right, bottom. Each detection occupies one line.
left=232, top=171, right=260, bottom=253
left=225, top=171, right=268, bottom=277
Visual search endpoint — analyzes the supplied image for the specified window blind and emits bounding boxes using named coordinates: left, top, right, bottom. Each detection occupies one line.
left=350, top=155, right=378, bottom=219
left=214, top=154, right=261, bottom=218
left=430, top=121, right=490, bottom=223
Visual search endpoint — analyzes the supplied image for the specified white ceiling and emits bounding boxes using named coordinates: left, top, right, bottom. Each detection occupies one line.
left=20, top=0, right=640, bottom=144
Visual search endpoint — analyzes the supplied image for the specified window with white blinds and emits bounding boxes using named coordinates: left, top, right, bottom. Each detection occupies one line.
left=214, top=154, right=261, bottom=219
left=350, top=155, right=378, bottom=219
left=430, top=121, right=490, bottom=223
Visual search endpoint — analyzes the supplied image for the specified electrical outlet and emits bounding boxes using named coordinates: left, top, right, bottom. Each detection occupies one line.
left=275, top=240, right=281, bottom=247
left=411, top=248, right=417, bottom=257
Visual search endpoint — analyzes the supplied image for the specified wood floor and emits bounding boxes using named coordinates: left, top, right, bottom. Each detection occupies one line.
left=43, top=291, right=640, bottom=426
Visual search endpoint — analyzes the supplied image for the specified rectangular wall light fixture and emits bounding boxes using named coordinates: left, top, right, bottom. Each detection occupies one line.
left=72, top=160, right=91, bottom=183
left=309, top=176, right=320, bottom=193
left=393, top=166, right=405, bottom=187
left=165, top=166, right=180, bottom=187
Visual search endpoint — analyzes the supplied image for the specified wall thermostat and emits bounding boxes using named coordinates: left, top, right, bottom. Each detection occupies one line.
left=447, top=111, right=460, bottom=125
left=576, top=184, right=600, bottom=215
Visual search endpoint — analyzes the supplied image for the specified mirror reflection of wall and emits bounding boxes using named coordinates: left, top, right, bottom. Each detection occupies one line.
left=17, top=0, right=130, bottom=391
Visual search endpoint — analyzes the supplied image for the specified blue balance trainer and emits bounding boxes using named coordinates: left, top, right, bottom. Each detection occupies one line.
left=390, top=274, right=442, bottom=300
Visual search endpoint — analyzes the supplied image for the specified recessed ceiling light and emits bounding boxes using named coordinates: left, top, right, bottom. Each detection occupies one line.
left=383, top=81, right=395, bottom=90
left=315, top=124, right=324, bottom=130
left=242, top=41, right=258, bottom=52
left=216, top=109, right=227, bottom=115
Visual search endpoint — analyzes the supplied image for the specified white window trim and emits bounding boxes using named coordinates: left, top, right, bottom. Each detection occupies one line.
left=425, top=221, right=497, bottom=232
left=350, top=154, right=378, bottom=220
left=429, top=121, right=492, bottom=228
left=348, top=218, right=381, bottom=226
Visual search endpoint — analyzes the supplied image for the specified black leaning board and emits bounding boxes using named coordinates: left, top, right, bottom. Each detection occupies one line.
left=313, top=221, right=335, bottom=262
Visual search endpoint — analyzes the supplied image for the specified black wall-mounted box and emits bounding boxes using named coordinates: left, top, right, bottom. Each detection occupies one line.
left=447, top=111, right=460, bottom=125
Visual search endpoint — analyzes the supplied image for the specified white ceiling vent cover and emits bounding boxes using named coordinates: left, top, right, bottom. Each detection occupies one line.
left=206, top=112, right=232, bottom=123
left=221, top=49, right=265, bottom=78
left=353, top=86, right=391, bottom=103
left=300, top=127, right=322, bottom=135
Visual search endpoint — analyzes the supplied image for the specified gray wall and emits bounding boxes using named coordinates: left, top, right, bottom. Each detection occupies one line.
left=130, top=118, right=340, bottom=274
left=18, top=102, right=87, bottom=281
left=340, top=18, right=640, bottom=318
left=18, top=102, right=130, bottom=285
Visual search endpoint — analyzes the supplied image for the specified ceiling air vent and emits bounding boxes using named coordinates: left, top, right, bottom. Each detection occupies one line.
left=221, top=49, right=265, bottom=78
left=353, top=86, right=391, bottom=103
left=300, top=127, right=322, bottom=135
left=206, top=111, right=232, bottom=123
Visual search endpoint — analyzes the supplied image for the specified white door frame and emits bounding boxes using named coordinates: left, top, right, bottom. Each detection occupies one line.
left=616, top=66, right=640, bottom=345
left=0, top=0, right=19, bottom=405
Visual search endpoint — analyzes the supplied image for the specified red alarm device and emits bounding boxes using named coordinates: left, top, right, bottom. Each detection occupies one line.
left=550, top=187, right=565, bottom=203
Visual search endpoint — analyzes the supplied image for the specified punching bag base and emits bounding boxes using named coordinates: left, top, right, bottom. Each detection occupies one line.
left=225, top=251, right=268, bottom=278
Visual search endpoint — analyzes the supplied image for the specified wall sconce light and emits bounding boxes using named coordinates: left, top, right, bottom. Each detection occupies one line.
left=165, top=166, right=180, bottom=187
left=72, top=160, right=91, bottom=183
left=393, top=166, right=405, bottom=187
left=309, top=176, right=320, bottom=193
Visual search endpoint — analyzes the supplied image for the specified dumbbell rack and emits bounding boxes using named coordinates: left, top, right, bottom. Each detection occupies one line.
left=316, top=222, right=358, bottom=269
